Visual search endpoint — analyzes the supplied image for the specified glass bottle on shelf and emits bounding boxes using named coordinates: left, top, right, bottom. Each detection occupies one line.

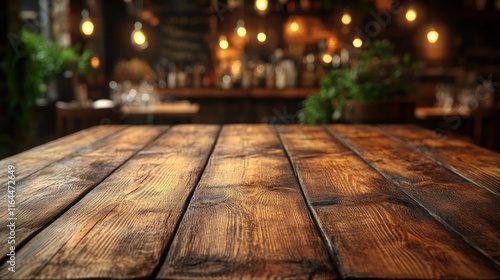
left=301, top=53, right=316, bottom=87
left=167, top=63, right=177, bottom=89
left=185, top=65, right=193, bottom=88
left=265, top=63, right=275, bottom=88
left=193, top=64, right=202, bottom=88
left=241, top=61, right=253, bottom=89
left=177, top=65, right=187, bottom=88
left=274, top=49, right=286, bottom=89
left=220, top=66, right=232, bottom=89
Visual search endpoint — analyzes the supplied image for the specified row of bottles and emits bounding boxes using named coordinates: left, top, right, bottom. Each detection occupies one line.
left=155, top=48, right=349, bottom=90
left=156, top=64, right=214, bottom=89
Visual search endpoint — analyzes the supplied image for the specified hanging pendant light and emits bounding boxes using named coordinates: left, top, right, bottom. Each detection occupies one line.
left=80, top=9, right=94, bottom=36
left=255, top=0, right=269, bottom=15
left=427, top=27, right=439, bottom=43
left=131, top=22, right=148, bottom=50
left=131, top=0, right=148, bottom=50
left=235, top=20, right=247, bottom=37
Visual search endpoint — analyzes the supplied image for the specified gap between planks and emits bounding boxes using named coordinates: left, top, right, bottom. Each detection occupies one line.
left=326, top=125, right=500, bottom=268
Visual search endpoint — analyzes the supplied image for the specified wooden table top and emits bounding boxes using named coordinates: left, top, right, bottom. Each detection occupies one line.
left=0, top=124, right=499, bottom=279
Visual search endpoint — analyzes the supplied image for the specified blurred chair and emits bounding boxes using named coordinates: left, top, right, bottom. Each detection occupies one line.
left=56, top=101, right=121, bottom=137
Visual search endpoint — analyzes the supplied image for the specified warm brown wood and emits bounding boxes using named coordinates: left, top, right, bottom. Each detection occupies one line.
left=0, top=125, right=219, bottom=279
left=0, top=126, right=167, bottom=260
left=158, top=124, right=335, bottom=279
left=378, top=124, right=500, bottom=196
left=1, top=124, right=498, bottom=279
left=329, top=124, right=500, bottom=265
left=278, top=125, right=500, bottom=279
left=0, top=125, right=125, bottom=184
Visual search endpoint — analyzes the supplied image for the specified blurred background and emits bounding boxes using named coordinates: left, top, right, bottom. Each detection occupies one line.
left=1, top=0, right=499, bottom=158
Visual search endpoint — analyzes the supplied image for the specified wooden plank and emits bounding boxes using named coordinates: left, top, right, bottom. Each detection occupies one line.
left=158, top=124, right=335, bottom=279
left=329, top=124, right=500, bottom=265
left=378, top=124, right=500, bottom=196
left=278, top=125, right=500, bottom=279
left=0, top=125, right=219, bottom=279
left=0, top=125, right=126, bottom=184
left=0, top=126, right=167, bottom=260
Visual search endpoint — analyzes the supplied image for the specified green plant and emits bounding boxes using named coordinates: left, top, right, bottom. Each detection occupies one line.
left=299, top=40, right=417, bottom=124
left=1, top=29, right=93, bottom=157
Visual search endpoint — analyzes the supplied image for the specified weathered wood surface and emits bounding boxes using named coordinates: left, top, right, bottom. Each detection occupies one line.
left=378, top=124, right=500, bottom=196
left=158, top=125, right=335, bottom=279
left=0, top=126, right=167, bottom=262
left=279, top=125, right=500, bottom=279
left=329, top=124, right=500, bottom=265
left=0, top=125, right=126, bottom=184
left=1, top=124, right=499, bottom=279
left=0, top=125, right=219, bottom=279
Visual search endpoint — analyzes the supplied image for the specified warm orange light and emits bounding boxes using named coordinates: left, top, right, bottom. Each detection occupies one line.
left=80, top=10, right=94, bottom=36
left=131, top=22, right=148, bottom=50
left=341, top=13, right=352, bottom=25
left=133, top=30, right=146, bottom=45
left=427, top=30, right=439, bottom=43
left=405, top=8, right=417, bottom=22
left=235, top=20, right=247, bottom=37
left=219, top=35, right=229, bottom=49
left=290, top=21, right=299, bottom=32
left=81, top=18, right=94, bottom=36
left=257, top=32, right=266, bottom=43
left=353, top=37, right=363, bottom=48
left=255, top=0, right=268, bottom=14
left=90, top=56, right=100, bottom=69
left=236, top=26, right=247, bottom=37
left=322, top=53, right=333, bottom=64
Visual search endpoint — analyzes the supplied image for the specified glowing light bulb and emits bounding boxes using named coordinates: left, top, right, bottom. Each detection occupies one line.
left=80, top=9, right=94, bottom=37
left=353, top=37, right=363, bottom=48
left=322, top=53, right=333, bottom=64
left=290, top=21, right=299, bottom=32
left=235, top=20, right=247, bottom=37
left=90, top=56, right=100, bottom=69
left=427, top=30, right=439, bottom=43
left=131, top=22, right=148, bottom=50
left=405, top=8, right=417, bottom=22
left=255, top=0, right=268, bottom=14
left=133, top=30, right=146, bottom=45
left=219, top=35, right=229, bottom=49
left=341, top=13, right=352, bottom=25
left=236, top=26, right=247, bottom=37
left=81, top=19, right=94, bottom=36
left=257, top=32, right=266, bottom=43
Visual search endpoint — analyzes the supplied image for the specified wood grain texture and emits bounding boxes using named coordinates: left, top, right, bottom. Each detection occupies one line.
left=0, top=125, right=219, bottom=279
left=278, top=125, right=500, bottom=279
left=0, top=126, right=167, bottom=261
left=0, top=125, right=126, bottom=184
left=158, top=124, right=335, bottom=279
left=329, top=124, right=500, bottom=265
left=378, top=124, right=500, bottom=196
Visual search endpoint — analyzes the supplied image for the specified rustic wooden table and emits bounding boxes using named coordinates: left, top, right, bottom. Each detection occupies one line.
left=0, top=124, right=499, bottom=279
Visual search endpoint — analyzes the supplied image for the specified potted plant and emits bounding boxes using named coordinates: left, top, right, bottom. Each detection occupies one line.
left=1, top=29, right=93, bottom=156
left=299, top=40, right=418, bottom=124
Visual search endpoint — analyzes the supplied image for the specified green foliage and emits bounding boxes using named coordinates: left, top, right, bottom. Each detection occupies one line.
left=1, top=29, right=94, bottom=157
left=299, top=40, right=417, bottom=125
